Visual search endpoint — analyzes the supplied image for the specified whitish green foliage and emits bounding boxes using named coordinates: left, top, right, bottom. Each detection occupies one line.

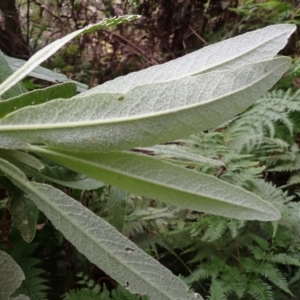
left=0, top=250, right=25, bottom=299
left=0, top=21, right=295, bottom=300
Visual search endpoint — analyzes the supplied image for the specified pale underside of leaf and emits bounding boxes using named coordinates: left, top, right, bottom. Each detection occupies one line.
left=136, top=145, right=225, bottom=168
left=0, top=58, right=290, bottom=151
left=77, top=24, right=296, bottom=96
left=4, top=55, right=88, bottom=92
left=0, top=250, right=25, bottom=299
left=0, top=158, right=199, bottom=300
left=0, top=51, right=25, bottom=100
left=30, top=147, right=281, bottom=221
left=0, top=15, right=139, bottom=97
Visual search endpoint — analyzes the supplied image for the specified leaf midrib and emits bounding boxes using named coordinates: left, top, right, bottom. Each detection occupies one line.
left=0, top=158, right=177, bottom=300
left=0, top=60, right=284, bottom=131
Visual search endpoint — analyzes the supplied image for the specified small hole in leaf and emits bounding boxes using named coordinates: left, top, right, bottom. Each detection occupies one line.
left=125, top=247, right=134, bottom=253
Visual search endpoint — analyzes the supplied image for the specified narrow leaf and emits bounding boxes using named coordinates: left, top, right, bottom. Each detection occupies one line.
left=30, top=147, right=281, bottom=221
left=0, top=149, right=44, bottom=171
left=78, top=24, right=295, bottom=95
left=0, top=82, right=76, bottom=119
left=0, top=150, right=103, bottom=189
left=0, top=250, right=25, bottom=299
left=4, top=55, right=88, bottom=92
left=0, top=51, right=25, bottom=100
left=0, top=58, right=291, bottom=151
left=9, top=189, right=38, bottom=243
left=108, top=186, right=127, bottom=233
left=0, top=158, right=199, bottom=300
left=33, top=164, right=105, bottom=190
left=136, top=145, right=225, bottom=168
left=0, top=15, right=139, bottom=96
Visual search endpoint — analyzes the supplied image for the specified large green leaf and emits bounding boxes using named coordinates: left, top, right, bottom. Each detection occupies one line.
left=0, top=158, right=202, bottom=300
left=0, top=15, right=139, bottom=97
left=0, top=82, right=76, bottom=118
left=78, top=24, right=295, bottom=94
left=0, top=250, right=25, bottom=299
left=30, top=147, right=280, bottom=221
left=0, top=58, right=291, bottom=151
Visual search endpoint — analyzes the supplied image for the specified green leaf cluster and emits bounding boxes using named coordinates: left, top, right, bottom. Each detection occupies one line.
left=0, top=16, right=296, bottom=300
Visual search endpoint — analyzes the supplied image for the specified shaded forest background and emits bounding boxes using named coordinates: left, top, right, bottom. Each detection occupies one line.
left=2, top=1, right=300, bottom=300
left=1, top=0, right=299, bottom=86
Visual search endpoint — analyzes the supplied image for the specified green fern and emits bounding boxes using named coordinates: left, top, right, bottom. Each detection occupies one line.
left=8, top=241, right=48, bottom=300
left=208, top=280, right=226, bottom=300
left=227, top=89, right=300, bottom=153
left=246, top=278, right=273, bottom=300
left=65, top=284, right=149, bottom=300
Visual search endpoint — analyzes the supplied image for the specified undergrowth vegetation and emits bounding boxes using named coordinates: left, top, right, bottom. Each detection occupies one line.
left=1, top=1, right=300, bottom=300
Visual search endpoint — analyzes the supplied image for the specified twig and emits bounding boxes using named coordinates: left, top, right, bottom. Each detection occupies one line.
left=188, top=25, right=207, bottom=44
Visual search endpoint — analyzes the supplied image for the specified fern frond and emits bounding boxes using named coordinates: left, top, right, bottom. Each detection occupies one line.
left=227, top=89, right=300, bottom=152
left=111, top=285, right=150, bottom=300
left=208, top=279, right=226, bottom=300
left=288, top=268, right=300, bottom=285
left=246, top=278, right=273, bottom=300
left=248, top=245, right=266, bottom=260
left=266, top=253, right=300, bottom=266
left=281, top=173, right=300, bottom=187
left=201, top=219, right=228, bottom=242
left=255, top=262, right=292, bottom=295
left=248, top=233, right=269, bottom=251
left=184, top=262, right=221, bottom=284
left=65, top=288, right=104, bottom=300
left=9, top=242, right=48, bottom=300
left=65, top=281, right=149, bottom=300
left=227, top=219, right=246, bottom=239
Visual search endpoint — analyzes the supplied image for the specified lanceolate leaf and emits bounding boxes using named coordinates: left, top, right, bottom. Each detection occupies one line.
left=0, top=158, right=202, bottom=300
left=32, top=164, right=105, bottom=190
left=108, top=187, right=127, bottom=233
left=0, top=149, right=44, bottom=171
left=136, top=145, right=225, bottom=168
left=0, top=149, right=104, bottom=189
left=0, top=82, right=77, bottom=119
left=4, top=55, right=88, bottom=92
left=30, top=147, right=280, bottom=221
left=0, top=15, right=139, bottom=97
left=0, top=58, right=291, bottom=151
left=78, top=24, right=295, bottom=95
left=0, top=51, right=25, bottom=100
left=9, top=189, right=38, bottom=243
